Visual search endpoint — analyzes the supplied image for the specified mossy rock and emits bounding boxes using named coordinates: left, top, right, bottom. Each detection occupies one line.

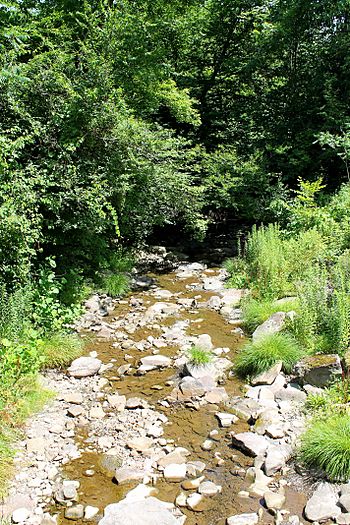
left=294, top=353, right=342, bottom=388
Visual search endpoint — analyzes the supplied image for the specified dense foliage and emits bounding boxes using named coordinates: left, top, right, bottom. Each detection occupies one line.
left=1, top=0, right=350, bottom=287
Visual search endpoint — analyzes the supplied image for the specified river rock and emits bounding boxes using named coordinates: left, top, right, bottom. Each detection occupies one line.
left=140, top=355, right=171, bottom=368
left=251, top=361, right=282, bottom=386
left=216, top=412, right=238, bottom=427
left=252, top=312, right=287, bottom=341
left=63, top=393, right=83, bottom=404
left=84, top=506, right=99, bottom=520
left=158, top=448, right=189, bottom=468
left=65, top=505, right=84, bottom=520
left=163, top=463, right=187, bottom=482
left=227, top=513, right=259, bottom=525
left=220, top=289, right=243, bottom=307
left=179, top=377, right=206, bottom=398
left=264, top=490, right=285, bottom=510
left=107, top=394, right=126, bottom=411
left=264, top=444, right=292, bottom=476
left=231, top=432, right=269, bottom=457
left=293, top=354, right=342, bottom=387
left=337, top=513, right=350, bottom=524
left=114, top=468, right=144, bottom=485
left=127, top=437, right=154, bottom=452
left=67, top=357, right=102, bottom=378
left=125, top=397, right=148, bottom=409
left=304, top=482, right=341, bottom=522
left=227, top=398, right=264, bottom=422
left=99, top=497, right=183, bottom=525
left=198, top=480, right=221, bottom=496
left=184, top=362, right=219, bottom=381
left=186, top=493, right=205, bottom=511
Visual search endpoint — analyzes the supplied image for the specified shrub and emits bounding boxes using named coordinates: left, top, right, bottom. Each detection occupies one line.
left=187, top=346, right=213, bottom=366
left=235, top=333, right=304, bottom=378
left=299, top=415, right=350, bottom=482
left=41, top=333, right=83, bottom=368
left=242, top=297, right=300, bottom=333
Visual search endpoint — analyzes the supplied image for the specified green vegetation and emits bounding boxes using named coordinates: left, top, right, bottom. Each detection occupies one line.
left=187, top=346, right=213, bottom=366
left=235, top=333, right=304, bottom=378
left=241, top=297, right=300, bottom=334
left=299, top=415, right=350, bottom=482
left=1, top=0, right=350, bottom=495
left=41, top=333, right=83, bottom=369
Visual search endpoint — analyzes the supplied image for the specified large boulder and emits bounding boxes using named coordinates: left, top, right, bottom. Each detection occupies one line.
left=304, top=482, right=341, bottom=522
left=252, top=312, right=287, bottom=341
left=293, top=354, right=342, bottom=387
left=67, top=357, right=102, bottom=378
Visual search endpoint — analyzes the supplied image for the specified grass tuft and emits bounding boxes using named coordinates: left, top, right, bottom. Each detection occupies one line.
left=235, top=332, right=304, bottom=378
left=299, top=415, right=350, bottom=482
left=41, top=332, right=84, bottom=368
left=100, top=273, right=130, bottom=297
left=242, top=297, right=300, bottom=333
left=187, top=346, right=213, bottom=366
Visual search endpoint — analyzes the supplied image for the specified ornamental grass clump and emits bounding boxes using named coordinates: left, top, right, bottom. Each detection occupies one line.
left=299, top=415, right=350, bottom=482
left=235, top=332, right=304, bottom=378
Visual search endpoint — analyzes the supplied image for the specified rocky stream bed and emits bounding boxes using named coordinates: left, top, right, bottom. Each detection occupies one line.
left=1, top=252, right=347, bottom=525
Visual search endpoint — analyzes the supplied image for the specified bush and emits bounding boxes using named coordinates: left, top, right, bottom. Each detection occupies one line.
left=187, top=346, right=213, bottom=366
left=299, top=415, right=350, bottom=481
left=235, top=333, right=304, bottom=378
left=41, top=333, right=83, bottom=368
left=242, top=297, right=300, bottom=333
